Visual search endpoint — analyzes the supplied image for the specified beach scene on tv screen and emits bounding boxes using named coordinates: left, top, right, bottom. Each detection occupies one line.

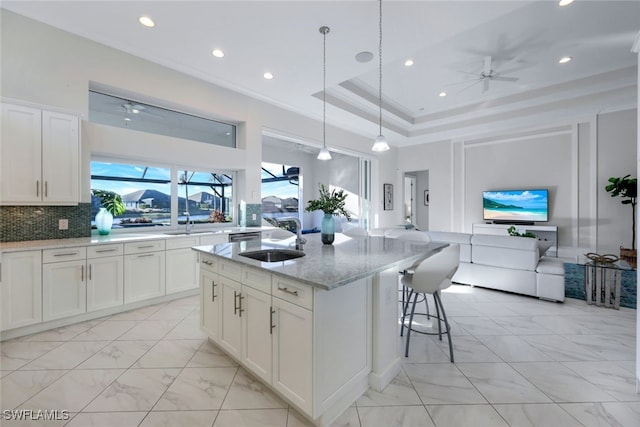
left=483, top=190, right=548, bottom=221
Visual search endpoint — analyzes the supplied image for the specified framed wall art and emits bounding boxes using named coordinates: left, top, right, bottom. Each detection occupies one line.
left=383, top=183, right=393, bottom=210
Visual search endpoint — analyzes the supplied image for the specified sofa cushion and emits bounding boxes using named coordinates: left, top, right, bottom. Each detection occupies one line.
left=471, top=234, right=539, bottom=271
left=536, top=257, right=564, bottom=275
left=428, top=231, right=472, bottom=245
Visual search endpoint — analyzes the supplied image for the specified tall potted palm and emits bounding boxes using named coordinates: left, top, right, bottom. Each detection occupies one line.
left=605, top=174, right=637, bottom=267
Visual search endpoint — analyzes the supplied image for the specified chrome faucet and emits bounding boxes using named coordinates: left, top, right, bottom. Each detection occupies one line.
left=185, top=211, right=193, bottom=234
left=277, top=217, right=306, bottom=251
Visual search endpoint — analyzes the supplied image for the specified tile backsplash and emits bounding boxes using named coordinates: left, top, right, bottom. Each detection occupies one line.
left=239, top=203, right=262, bottom=227
left=0, top=204, right=92, bottom=242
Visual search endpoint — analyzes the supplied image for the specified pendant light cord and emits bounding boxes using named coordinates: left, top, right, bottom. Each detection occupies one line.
left=323, top=27, right=327, bottom=148
left=378, top=0, right=383, bottom=136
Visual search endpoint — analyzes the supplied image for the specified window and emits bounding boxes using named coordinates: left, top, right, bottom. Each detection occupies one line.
left=261, top=162, right=300, bottom=224
left=178, top=170, right=233, bottom=224
left=90, top=161, right=235, bottom=230
left=89, top=91, right=236, bottom=148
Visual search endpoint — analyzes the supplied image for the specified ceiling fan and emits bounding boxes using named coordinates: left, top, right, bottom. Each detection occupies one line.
left=478, top=55, right=519, bottom=93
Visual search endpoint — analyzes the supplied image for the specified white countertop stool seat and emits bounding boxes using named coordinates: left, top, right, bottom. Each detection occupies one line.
left=400, top=244, right=460, bottom=362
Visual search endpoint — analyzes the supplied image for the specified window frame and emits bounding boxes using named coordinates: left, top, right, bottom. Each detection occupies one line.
left=91, top=156, right=237, bottom=234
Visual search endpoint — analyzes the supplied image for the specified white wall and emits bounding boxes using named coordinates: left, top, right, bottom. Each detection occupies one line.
left=597, top=109, right=638, bottom=253
left=1, top=11, right=375, bottom=210
left=397, top=111, right=637, bottom=255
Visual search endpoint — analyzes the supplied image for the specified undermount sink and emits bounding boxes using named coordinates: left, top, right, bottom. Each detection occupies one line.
left=163, top=231, right=210, bottom=236
left=239, top=249, right=305, bottom=263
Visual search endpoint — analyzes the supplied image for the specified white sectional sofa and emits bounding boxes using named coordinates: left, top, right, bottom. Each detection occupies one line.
left=380, top=229, right=565, bottom=302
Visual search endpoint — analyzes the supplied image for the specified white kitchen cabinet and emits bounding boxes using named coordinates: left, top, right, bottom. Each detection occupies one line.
left=219, top=276, right=242, bottom=359
left=271, top=296, right=313, bottom=413
left=200, top=257, right=221, bottom=341
left=241, top=285, right=273, bottom=383
left=86, top=244, right=124, bottom=312
left=166, top=236, right=199, bottom=294
left=42, top=247, right=87, bottom=321
left=1, top=250, right=42, bottom=331
left=0, top=103, right=79, bottom=204
left=124, top=240, right=166, bottom=303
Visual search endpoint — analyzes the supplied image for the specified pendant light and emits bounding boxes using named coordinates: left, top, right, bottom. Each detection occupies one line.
left=372, top=0, right=390, bottom=152
left=317, top=26, right=332, bottom=161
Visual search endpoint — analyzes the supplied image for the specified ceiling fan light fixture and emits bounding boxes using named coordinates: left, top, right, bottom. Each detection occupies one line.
left=559, top=56, right=572, bottom=64
left=138, top=16, right=155, bottom=27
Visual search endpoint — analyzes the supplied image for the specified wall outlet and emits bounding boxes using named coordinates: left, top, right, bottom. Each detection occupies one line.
left=58, top=219, right=68, bottom=230
left=252, top=213, right=257, bottom=221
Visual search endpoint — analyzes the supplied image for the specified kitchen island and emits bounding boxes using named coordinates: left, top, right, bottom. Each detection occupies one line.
left=192, top=233, right=446, bottom=426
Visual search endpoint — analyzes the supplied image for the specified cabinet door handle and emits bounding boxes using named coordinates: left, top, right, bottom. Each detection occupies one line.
left=277, top=286, right=299, bottom=296
left=270, top=307, right=276, bottom=334
left=95, top=248, right=117, bottom=253
left=45, top=181, right=48, bottom=197
left=238, top=294, right=245, bottom=317
left=54, top=252, right=79, bottom=257
left=81, top=265, right=84, bottom=282
left=234, top=291, right=239, bottom=315
left=36, top=180, right=40, bottom=197
left=211, top=281, right=217, bottom=302
left=88, top=264, right=92, bottom=280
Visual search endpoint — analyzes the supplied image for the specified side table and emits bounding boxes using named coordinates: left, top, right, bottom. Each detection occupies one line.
left=579, top=257, right=633, bottom=309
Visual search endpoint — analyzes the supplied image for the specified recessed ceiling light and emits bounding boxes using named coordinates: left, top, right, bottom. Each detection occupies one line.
left=131, top=108, right=140, bottom=114
left=138, top=16, right=155, bottom=27
left=212, top=49, right=224, bottom=58
left=124, top=117, right=132, bottom=121
left=558, top=0, right=574, bottom=6
left=439, top=92, right=447, bottom=97
left=355, top=51, right=374, bottom=63
left=559, top=56, right=572, bottom=64
left=263, top=72, right=274, bottom=80
left=404, top=59, right=414, bottom=67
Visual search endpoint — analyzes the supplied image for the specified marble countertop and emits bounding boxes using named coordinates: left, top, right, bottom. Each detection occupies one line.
left=0, top=227, right=269, bottom=253
left=193, top=233, right=448, bottom=290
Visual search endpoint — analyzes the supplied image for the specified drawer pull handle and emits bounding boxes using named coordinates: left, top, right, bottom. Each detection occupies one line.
left=54, top=252, right=79, bottom=257
left=202, top=260, right=214, bottom=266
left=138, top=253, right=154, bottom=258
left=95, top=248, right=117, bottom=253
left=278, top=286, right=299, bottom=296
left=137, top=245, right=156, bottom=249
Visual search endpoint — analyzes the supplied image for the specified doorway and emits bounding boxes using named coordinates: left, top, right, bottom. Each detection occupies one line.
left=405, top=170, right=429, bottom=230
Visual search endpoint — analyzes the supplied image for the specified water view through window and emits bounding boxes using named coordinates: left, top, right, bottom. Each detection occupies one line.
left=90, top=161, right=234, bottom=230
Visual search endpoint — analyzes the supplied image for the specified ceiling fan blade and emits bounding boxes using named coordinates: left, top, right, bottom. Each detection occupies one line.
left=492, top=75, right=519, bottom=82
left=483, top=56, right=492, bottom=76
left=482, top=78, right=490, bottom=93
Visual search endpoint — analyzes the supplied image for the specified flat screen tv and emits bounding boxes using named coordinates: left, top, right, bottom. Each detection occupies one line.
left=483, top=189, right=549, bottom=223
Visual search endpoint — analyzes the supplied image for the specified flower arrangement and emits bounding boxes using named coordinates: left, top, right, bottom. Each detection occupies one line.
left=207, top=209, right=227, bottom=223
left=305, top=183, right=350, bottom=220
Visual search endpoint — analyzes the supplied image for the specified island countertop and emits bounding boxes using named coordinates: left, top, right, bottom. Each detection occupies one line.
left=192, top=233, right=447, bottom=290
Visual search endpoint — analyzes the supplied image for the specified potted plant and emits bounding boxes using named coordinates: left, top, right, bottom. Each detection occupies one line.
left=305, top=183, right=351, bottom=244
left=605, top=174, right=637, bottom=267
left=92, top=189, right=125, bottom=235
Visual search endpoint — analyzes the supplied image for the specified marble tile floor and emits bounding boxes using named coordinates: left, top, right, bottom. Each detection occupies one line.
left=0, top=284, right=637, bottom=427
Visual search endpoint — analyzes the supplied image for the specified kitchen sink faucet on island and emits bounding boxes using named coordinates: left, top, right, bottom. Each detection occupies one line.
left=192, top=232, right=447, bottom=426
left=276, top=216, right=306, bottom=251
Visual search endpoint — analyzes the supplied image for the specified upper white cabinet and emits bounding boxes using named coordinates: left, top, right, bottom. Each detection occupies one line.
left=0, top=102, right=79, bottom=205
